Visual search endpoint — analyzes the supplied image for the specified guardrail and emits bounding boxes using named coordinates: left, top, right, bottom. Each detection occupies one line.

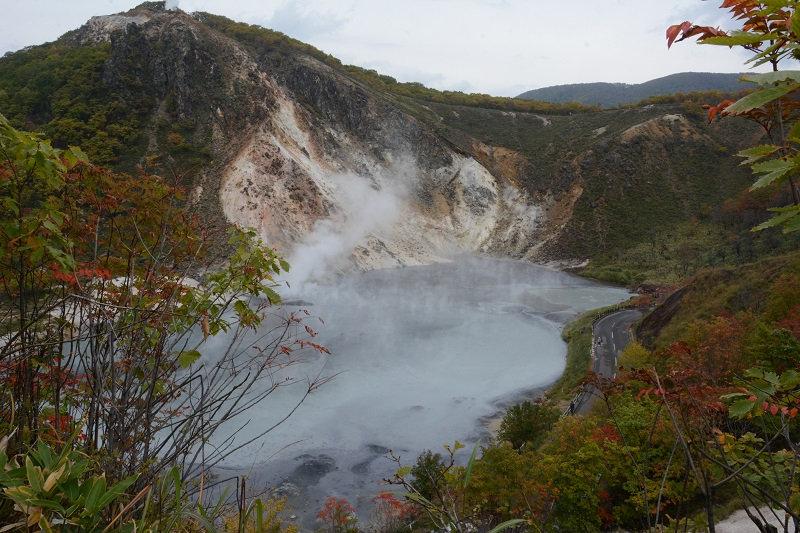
left=563, top=390, right=585, bottom=417
left=562, top=304, right=637, bottom=417
left=590, top=302, right=635, bottom=327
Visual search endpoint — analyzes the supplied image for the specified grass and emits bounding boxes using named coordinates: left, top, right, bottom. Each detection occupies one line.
left=580, top=212, right=800, bottom=287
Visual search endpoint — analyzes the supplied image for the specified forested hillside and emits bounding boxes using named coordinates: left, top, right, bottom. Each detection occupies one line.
left=517, top=72, right=748, bottom=107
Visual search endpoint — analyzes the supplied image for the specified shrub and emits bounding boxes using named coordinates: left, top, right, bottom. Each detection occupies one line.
left=498, top=399, right=559, bottom=451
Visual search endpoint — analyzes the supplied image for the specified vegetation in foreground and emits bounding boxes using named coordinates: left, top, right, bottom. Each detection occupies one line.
left=0, top=112, right=332, bottom=531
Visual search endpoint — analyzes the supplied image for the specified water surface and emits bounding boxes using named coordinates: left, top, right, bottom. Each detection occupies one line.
left=213, top=257, right=631, bottom=524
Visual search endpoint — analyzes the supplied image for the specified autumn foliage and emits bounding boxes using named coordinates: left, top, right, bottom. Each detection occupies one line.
left=0, top=112, right=331, bottom=530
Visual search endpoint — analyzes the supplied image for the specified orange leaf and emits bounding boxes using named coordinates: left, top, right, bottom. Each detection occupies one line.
left=201, top=316, right=210, bottom=341
left=708, top=100, right=735, bottom=123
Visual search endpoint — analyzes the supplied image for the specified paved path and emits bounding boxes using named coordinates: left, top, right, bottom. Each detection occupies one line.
left=572, top=308, right=642, bottom=415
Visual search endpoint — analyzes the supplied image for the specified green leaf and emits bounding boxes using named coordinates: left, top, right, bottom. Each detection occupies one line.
left=486, top=519, right=526, bottom=533
left=171, top=466, right=182, bottom=504
left=789, top=493, right=800, bottom=515
left=26, top=499, right=66, bottom=512
left=740, top=70, right=800, bottom=85
left=779, top=370, right=800, bottom=388
left=41, top=219, right=60, bottom=235
left=67, top=146, right=88, bottom=164
left=389, top=490, right=434, bottom=507
left=177, top=349, right=202, bottom=368
left=396, top=466, right=412, bottom=478
left=35, top=441, right=54, bottom=469
left=739, top=145, right=781, bottom=164
left=792, top=9, right=800, bottom=40
left=26, top=457, right=44, bottom=493
left=725, top=84, right=800, bottom=115
left=750, top=158, right=795, bottom=188
left=83, top=476, right=107, bottom=515
left=780, top=212, right=800, bottom=233
left=464, top=439, right=481, bottom=486
left=96, top=474, right=137, bottom=509
left=62, top=477, right=80, bottom=501
left=701, top=31, right=774, bottom=47
left=30, top=245, right=45, bottom=263
left=262, top=286, right=281, bottom=305
left=729, top=399, right=756, bottom=418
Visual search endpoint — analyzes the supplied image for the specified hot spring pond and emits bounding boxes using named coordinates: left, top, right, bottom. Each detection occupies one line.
left=211, top=256, right=631, bottom=524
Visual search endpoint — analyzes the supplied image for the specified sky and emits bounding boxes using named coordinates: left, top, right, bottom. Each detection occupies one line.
left=0, top=0, right=763, bottom=98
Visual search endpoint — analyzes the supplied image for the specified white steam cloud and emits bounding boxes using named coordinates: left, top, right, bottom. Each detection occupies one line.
left=284, top=172, right=401, bottom=293
left=165, top=0, right=180, bottom=11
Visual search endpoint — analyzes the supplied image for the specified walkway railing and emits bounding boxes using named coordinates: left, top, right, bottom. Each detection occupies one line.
left=562, top=303, right=638, bottom=417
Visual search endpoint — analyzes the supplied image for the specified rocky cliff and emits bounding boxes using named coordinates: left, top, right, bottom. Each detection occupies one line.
left=0, top=3, right=762, bottom=279
left=59, top=5, right=551, bottom=280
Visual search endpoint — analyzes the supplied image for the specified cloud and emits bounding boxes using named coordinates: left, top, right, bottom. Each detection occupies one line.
left=265, top=1, right=349, bottom=42
left=0, top=0, right=779, bottom=97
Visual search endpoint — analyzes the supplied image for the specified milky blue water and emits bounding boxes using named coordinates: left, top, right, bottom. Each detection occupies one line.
left=211, top=256, right=631, bottom=524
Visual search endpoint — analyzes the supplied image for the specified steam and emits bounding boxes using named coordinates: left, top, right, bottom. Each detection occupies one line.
left=222, top=257, right=633, bottom=528
left=284, top=172, right=401, bottom=293
left=165, top=0, right=180, bottom=11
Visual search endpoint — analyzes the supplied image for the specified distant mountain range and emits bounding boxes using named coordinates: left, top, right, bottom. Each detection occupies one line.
left=516, top=72, right=748, bottom=107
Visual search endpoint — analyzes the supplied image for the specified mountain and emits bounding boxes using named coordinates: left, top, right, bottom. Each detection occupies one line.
left=516, top=72, right=748, bottom=107
left=0, top=3, right=768, bottom=278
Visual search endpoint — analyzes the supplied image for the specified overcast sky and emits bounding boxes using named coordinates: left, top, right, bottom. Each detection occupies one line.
left=0, top=0, right=762, bottom=97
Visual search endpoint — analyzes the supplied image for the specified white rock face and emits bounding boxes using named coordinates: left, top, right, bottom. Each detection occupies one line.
left=218, top=85, right=542, bottom=280
left=73, top=9, right=549, bottom=279
left=74, top=14, right=152, bottom=46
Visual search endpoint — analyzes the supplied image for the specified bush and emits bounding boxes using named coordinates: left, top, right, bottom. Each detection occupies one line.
left=409, top=450, right=446, bottom=501
left=498, top=399, right=559, bottom=451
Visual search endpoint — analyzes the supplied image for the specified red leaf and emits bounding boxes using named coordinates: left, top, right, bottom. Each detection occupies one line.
left=666, top=21, right=692, bottom=48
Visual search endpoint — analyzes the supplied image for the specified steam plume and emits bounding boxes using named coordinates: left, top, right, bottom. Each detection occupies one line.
left=284, top=173, right=400, bottom=293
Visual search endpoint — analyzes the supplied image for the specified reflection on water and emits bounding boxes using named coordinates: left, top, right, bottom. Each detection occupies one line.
left=212, top=256, right=630, bottom=525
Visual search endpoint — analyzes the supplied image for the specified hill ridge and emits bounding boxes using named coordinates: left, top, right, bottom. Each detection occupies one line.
left=517, top=72, right=748, bottom=107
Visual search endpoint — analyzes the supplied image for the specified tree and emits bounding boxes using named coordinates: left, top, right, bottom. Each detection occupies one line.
left=667, top=0, right=800, bottom=232
left=466, top=443, right=556, bottom=529
left=0, top=113, right=329, bottom=508
left=719, top=368, right=800, bottom=531
left=409, top=449, right=447, bottom=502
left=317, top=497, right=358, bottom=533
left=497, top=398, right=559, bottom=451
left=536, top=415, right=629, bottom=531
left=386, top=441, right=524, bottom=533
